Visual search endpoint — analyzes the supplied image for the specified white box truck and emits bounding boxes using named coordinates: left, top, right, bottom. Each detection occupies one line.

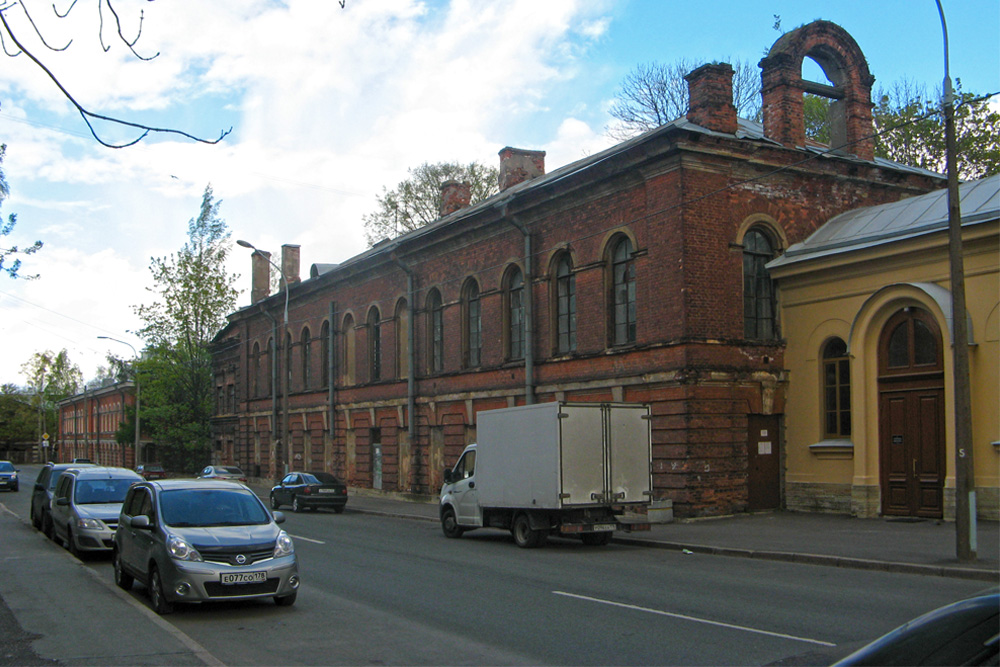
left=439, top=402, right=653, bottom=548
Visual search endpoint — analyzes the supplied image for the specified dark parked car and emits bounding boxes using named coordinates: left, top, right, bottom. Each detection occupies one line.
left=31, top=462, right=95, bottom=532
left=136, top=464, right=168, bottom=480
left=197, top=465, right=248, bottom=483
left=270, top=472, right=348, bottom=513
left=0, top=460, right=19, bottom=492
left=114, top=479, right=299, bottom=614
left=833, top=588, right=999, bottom=666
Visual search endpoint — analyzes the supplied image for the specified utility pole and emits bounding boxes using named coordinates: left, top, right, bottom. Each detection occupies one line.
left=937, top=0, right=976, bottom=561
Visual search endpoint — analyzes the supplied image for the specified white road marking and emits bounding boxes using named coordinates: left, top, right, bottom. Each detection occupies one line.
left=289, top=534, right=326, bottom=544
left=553, top=590, right=836, bottom=647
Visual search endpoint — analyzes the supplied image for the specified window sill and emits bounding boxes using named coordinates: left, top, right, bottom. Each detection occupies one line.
left=809, top=439, right=854, bottom=460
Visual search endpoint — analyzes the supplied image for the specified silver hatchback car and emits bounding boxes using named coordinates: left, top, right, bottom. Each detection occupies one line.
left=49, top=466, right=142, bottom=556
left=113, top=479, right=299, bottom=614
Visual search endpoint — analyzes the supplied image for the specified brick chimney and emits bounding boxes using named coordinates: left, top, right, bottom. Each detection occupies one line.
left=251, top=250, right=271, bottom=304
left=440, top=180, right=472, bottom=217
left=498, top=147, right=546, bottom=191
left=281, top=244, right=301, bottom=286
left=684, top=63, right=738, bottom=134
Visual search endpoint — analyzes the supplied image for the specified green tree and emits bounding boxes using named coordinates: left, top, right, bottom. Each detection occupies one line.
left=0, top=145, right=42, bottom=279
left=873, top=80, right=999, bottom=180
left=607, top=58, right=762, bottom=141
left=363, top=161, right=499, bottom=246
left=132, top=184, right=240, bottom=471
left=20, top=349, right=83, bottom=442
left=0, top=384, right=37, bottom=450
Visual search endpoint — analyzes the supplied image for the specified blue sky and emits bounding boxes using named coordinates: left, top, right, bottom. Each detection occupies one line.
left=0, top=0, right=997, bottom=383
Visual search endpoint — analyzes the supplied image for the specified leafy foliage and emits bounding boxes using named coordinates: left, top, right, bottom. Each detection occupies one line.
left=132, top=185, right=239, bottom=470
left=873, top=80, right=999, bottom=180
left=0, top=145, right=42, bottom=279
left=0, top=384, right=37, bottom=447
left=19, top=349, right=83, bottom=440
left=363, top=162, right=499, bottom=247
left=607, top=58, right=762, bottom=141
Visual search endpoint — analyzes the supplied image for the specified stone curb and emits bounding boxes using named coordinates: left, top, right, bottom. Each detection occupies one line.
left=610, top=536, right=1000, bottom=582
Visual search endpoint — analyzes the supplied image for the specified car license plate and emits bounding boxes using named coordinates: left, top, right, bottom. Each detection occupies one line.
left=318, top=488, right=339, bottom=494
left=592, top=524, right=616, bottom=532
left=220, top=571, right=266, bottom=585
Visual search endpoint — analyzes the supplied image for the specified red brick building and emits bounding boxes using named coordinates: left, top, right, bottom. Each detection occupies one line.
left=56, top=381, right=143, bottom=467
left=211, top=21, right=944, bottom=517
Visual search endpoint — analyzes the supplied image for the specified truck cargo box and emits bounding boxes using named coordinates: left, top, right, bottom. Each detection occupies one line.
left=475, top=402, right=651, bottom=510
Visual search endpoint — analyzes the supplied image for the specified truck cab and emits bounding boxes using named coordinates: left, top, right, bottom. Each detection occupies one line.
left=440, top=445, right=481, bottom=532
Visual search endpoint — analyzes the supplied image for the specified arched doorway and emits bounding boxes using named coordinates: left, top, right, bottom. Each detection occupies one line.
left=877, top=307, right=945, bottom=518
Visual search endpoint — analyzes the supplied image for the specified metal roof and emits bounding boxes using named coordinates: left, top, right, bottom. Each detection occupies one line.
left=769, top=174, right=1000, bottom=269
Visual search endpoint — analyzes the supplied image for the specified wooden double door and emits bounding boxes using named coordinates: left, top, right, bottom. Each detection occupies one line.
left=878, top=308, right=945, bottom=518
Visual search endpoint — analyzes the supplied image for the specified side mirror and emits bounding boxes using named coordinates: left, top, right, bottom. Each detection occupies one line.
left=273, top=511, right=285, bottom=524
left=128, top=515, right=152, bottom=529
left=443, top=469, right=454, bottom=484
left=55, top=497, right=69, bottom=506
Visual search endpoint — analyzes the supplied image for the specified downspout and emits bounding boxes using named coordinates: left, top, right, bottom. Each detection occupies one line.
left=259, top=304, right=279, bottom=476
left=504, top=209, right=535, bottom=405
left=391, top=253, right=418, bottom=489
left=328, top=300, right=337, bottom=473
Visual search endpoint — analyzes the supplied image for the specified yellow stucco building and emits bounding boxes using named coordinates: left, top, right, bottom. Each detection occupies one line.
left=770, top=175, right=999, bottom=520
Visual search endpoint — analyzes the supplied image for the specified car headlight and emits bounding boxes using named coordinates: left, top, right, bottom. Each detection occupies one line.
left=274, top=530, right=294, bottom=557
left=167, top=534, right=203, bottom=562
left=76, top=517, right=104, bottom=530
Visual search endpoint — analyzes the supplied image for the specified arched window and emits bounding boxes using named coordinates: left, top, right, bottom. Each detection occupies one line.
left=427, top=289, right=444, bottom=373
left=505, top=266, right=525, bottom=361
left=285, top=332, right=293, bottom=394
left=743, top=228, right=778, bottom=339
left=368, top=307, right=381, bottom=382
left=301, top=327, right=311, bottom=390
left=251, top=342, right=261, bottom=398
left=396, top=299, right=409, bottom=379
left=554, top=254, right=576, bottom=354
left=265, top=337, right=274, bottom=395
left=320, top=321, right=331, bottom=388
left=610, top=236, right=636, bottom=346
left=342, top=314, right=356, bottom=385
left=463, top=279, right=481, bottom=368
left=880, top=308, right=943, bottom=375
left=822, top=337, right=851, bottom=438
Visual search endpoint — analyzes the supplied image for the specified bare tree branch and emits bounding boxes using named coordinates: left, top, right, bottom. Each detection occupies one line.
left=0, top=2, right=230, bottom=148
left=19, top=0, right=70, bottom=51
left=105, top=2, right=157, bottom=60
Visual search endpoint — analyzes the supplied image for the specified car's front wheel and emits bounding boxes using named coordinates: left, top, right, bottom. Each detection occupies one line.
left=149, top=566, right=174, bottom=615
left=113, top=550, right=133, bottom=591
left=270, top=493, right=281, bottom=510
left=441, top=507, right=464, bottom=539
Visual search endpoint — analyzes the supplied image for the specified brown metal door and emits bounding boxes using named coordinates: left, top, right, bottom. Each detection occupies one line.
left=747, top=415, right=780, bottom=510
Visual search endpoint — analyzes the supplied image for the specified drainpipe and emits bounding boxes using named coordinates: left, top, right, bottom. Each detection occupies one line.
left=391, top=253, right=418, bottom=489
left=328, top=300, right=337, bottom=473
left=259, top=305, right=279, bottom=477
left=504, top=208, right=535, bottom=405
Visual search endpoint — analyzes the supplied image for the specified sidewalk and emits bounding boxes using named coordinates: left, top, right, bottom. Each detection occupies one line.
left=264, top=484, right=999, bottom=582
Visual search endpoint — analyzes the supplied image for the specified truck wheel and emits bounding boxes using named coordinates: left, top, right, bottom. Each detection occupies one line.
left=441, top=507, right=464, bottom=538
left=581, top=531, right=613, bottom=546
left=512, top=514, right=544, bottom=548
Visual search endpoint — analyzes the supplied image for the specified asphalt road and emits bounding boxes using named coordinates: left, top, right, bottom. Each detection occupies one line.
left=0, top=466, right=990, bottom=666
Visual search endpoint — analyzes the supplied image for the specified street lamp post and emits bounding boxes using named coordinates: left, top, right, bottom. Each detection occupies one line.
left=238, top=239, right=290, bottom=477
left=98, top=336, right=141, bottom=466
